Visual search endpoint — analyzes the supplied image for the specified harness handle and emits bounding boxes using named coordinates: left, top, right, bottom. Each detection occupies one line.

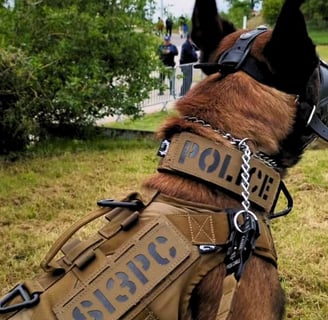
left=40, top=193, right=144, bottom=273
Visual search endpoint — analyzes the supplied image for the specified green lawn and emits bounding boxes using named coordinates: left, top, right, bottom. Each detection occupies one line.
left=105, top=110, right=175, bottom=131
left=317, top=46, right=328, bottom=61
left=0, top=137, right=327, bottom=319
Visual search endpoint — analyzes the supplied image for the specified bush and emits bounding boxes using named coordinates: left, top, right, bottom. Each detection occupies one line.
left=6, top=3, right=161, bottom=128
left=0, top=48, right=37, bottom=154
left=0, top=1, right=161, bottom=153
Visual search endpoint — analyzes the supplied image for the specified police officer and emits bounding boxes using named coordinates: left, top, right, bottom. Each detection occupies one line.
left=158, top=35, right=179, bottom=95
left=179, top=33, right=198, bottom=96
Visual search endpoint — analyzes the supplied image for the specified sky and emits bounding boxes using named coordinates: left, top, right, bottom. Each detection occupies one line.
left=155, top=0, right=229, bottom=19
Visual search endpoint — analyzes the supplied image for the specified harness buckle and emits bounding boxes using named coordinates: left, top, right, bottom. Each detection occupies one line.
left=269, top=181, right=293, bottom=219
left=157, top=139, right=171, bottom=157
left=306, top=104, right=317, bottom=126
left=97, top=199, right=144, bottom=210
left=198, top=245, right=220, bottom=254
left=0, top=284, right=40, bottom=314
left=225, top=210, right=260, bottom=281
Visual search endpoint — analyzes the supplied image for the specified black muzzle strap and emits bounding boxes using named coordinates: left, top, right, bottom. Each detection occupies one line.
left=309, top=113, right=328, bottom=141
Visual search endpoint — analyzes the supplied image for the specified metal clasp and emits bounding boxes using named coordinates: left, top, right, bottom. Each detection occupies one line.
left=198, top=245, right=220, bottom=254
left=157, top=139, right=171, bottom=157
left=97, top=199, right=143, bottom=210
left=306, top=104, right=317, bottom=126
left=0, top=284, right=40, bottom=314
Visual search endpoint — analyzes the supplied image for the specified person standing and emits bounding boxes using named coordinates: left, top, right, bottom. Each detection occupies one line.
left=179, top=33, right=198, bottom=96
left=156, top=17, right=164, bottom=36
left=182, top=22, right=189, bottom=38
left=165, top=17, right=173, bottom=37
left=158, top=35, right=179, bottom=95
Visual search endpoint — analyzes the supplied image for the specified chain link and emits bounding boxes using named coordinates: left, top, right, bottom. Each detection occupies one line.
left=184, top=116, right=259, bottom=224
left=238, top=139, right=252, bottom=213
left=184, top=116, right=278, bottom=167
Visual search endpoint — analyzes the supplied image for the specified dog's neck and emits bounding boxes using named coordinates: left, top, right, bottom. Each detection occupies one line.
left=158, top=131, right=280, bottom=211
left=143, top=119, right=282, bottom=212
left=183, top=116, right=279, bottom=168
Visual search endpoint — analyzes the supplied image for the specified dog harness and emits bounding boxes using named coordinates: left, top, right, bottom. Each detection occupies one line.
left=0, top=132, right=283, bottom=320
left=0, top=192, right=277, bottom=320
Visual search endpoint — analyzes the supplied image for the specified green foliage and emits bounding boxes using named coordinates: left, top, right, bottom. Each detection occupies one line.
left=225, top=0, right=260, bottom=11
left=0, top=1, right=161, bottom=153
left=262, top=0, right=283, bottom=26
left=262, top=0, right=328, bottom=28
left=224, top=0, right=253, bottom=28
left=0, top=47, right=37, bottom=154
left=302, top=0, right=328, bottom=28
left=106, top=110, right=175, bottom=131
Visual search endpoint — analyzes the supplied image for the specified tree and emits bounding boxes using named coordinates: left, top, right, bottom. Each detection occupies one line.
left=224, top=0, right=252, bottom=28
left=302, top=0, right=328, bottom=28
left=0, top=46, right=37, bottom=154
left=262, top=0, right=328, bottom=28
left=262, top=0, right=282, bottom=26
left=226, top=0, right=261, bottom=12
left=0, top=0, right=161, bottom=139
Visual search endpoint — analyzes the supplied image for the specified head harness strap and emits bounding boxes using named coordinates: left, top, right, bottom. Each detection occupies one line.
left=194, top=26, right=271, bottom=85
left=308, top=60, right=328, bottom=140
left=217, top=26, right=268, bottom=74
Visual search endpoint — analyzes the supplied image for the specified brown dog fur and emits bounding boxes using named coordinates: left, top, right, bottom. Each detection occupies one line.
left=143, top=57, right=289, bottom=320
left=142, top=0, right=320, bottom=318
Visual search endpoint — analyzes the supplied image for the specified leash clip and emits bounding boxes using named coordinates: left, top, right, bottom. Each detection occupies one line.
left=198, top=245, right=220, bottom=254
left=157, top=139, right=171, bottom=157
left=225, top=210, right=260, bottom=281
left=0, top=284, right=40, bottom=314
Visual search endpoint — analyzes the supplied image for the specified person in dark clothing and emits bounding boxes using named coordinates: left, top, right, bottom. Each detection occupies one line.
left=165, top=17, right=173, bottom=37
left=158, top=35, right=179, bottom=95
left=179, top=33, right=198, bottom=96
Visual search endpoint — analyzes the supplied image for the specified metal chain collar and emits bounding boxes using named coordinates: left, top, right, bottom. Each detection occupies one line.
left=183, top=116, right=278, bottom=168
left=183, top=116, right=266, bottom=231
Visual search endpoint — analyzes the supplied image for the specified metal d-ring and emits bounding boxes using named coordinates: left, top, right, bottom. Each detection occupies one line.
left=306, top=104, right=317, bottom=126
left=233, top=210, right=258, bottom=233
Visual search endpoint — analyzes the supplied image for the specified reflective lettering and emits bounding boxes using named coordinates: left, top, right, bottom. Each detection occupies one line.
left=199, top=148, right=220, bottom=173
left=219, top=154, right=231, bottom=179
left=148, top=236, right=176, bottom=265
left=72, top=306, right=87, bottom=320
left=127, top=260, right=148, bottom=285
left=69, top=229, right=182, bottom=320
left=178, top=141, right=199, bottom=163
left=72, top=300, right=104, bottom=320
left=94, top=289, right=115, bottom=314
left=115, top=272, right=136, bottom=302
left=258, top=174, right=274, bottom=200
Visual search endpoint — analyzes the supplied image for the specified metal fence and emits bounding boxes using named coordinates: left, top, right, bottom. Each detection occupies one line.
left=139, top=63, right=205, bottom=112
left=110, top=63, right=204, bottom=122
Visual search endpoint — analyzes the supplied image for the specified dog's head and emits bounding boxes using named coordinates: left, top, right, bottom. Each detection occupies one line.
left=169, top=0, right=328, bottom=170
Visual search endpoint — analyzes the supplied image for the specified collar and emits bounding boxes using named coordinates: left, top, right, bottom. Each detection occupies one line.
left=157, top=132, right=281, bottom=213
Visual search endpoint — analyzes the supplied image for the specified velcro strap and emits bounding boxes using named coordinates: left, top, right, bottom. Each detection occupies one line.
left=158, top=132, right=281, bottom=212
left=53, top=216, right=197, bottom=320
left=216, top=274, right=239, bottom=320
left=149, top=197, right=277, bottom=265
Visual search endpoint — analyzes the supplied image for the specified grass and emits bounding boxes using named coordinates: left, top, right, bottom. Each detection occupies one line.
left=0, top=135, right=327, bottom=319
left=309, top=30, right=328, bottom=46
left=317, top=46, right=328, bottom=62
left=0, top=137, right=159, bottom=288
left=105, top=110, right=175, bottom=131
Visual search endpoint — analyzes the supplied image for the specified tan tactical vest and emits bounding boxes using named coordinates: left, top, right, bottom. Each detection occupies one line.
left=0, top=191, right=277, bottom=320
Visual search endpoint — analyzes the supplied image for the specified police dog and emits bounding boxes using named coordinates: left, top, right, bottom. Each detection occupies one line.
left=143, top=0, right=321, bottom=319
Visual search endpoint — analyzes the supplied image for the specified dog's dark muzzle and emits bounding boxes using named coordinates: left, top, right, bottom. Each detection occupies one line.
left=308, top=60, right=328, bottom=141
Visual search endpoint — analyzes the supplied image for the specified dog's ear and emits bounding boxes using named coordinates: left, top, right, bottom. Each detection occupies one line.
left=263, top=0, right=318, bottom=96
left=191, top=0, right=236, bottom=69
